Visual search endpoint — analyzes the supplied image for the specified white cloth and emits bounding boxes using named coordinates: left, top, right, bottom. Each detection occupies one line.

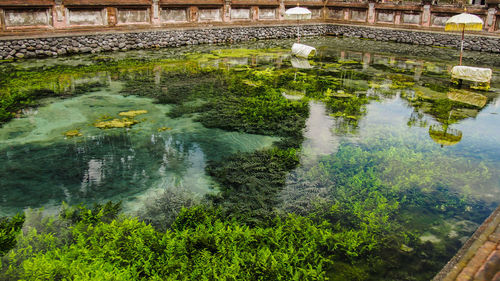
left=451, top=66, right=492, bottom=83
left=291, top=43, right=316, bottom=59
left=291, top=57, right=312, bottom=69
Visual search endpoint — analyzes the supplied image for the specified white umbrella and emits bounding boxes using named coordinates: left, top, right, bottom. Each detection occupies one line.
left=285, top=6, right=312, bottom=42
left=445, top=12, right=483, bottom=65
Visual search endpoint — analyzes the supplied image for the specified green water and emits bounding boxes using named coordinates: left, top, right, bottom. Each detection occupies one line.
left=1, top=36, right=500, bottom=279
left=0, top=82, right=278, bottom=215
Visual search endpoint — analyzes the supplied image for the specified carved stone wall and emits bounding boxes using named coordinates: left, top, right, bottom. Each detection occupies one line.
left=0, top=0, right=498, bottom=34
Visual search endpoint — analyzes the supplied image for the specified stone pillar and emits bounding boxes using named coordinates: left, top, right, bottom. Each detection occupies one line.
left=107, top=7, right=117, bottom=27
left=414, top=62, right=423, bottom=81
left=389, top=56, right=396, bottom=66
left=486, top=8, right=497, bottom=32
left=223, top=0, right=231, bottom=22
left=251, top=6, right=259, bottom=21
left=189, top=6, right=198, bottom=22
left=362, top=52, right=371, bottom=70
left=322, top=5, right=328, bottom=20
left=53, top=0, right=67, bottom=29
left=421, top=4, right=431, bottom=27
left=154, top=66, right=161, bottom=85
left=367, top=3, right=375, bottom=24
left=0, top=9, right=4, bottom=31
left=152, top=0, right=161, bottom=26
left=279, top=0, right=285, bottom=20
left=394, top=10, right=401, bottom=25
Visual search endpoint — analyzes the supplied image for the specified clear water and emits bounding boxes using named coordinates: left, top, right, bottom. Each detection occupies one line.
left=1, top=36, right=499, bottom=249
left=0, top=83, right=278, bottom=215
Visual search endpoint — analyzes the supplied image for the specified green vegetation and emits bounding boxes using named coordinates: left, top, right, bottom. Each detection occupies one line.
left=0, top=214, right=24, bottom=256
left=1, top=45, right=497, bottom=281
left=1, top=204, right=331, bottom=280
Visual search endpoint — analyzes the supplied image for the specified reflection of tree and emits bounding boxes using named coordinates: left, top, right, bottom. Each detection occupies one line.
left=429, top=124, right=463, bottom=147
left=402, top=88, right=493, bottom=147
left=407, top=111, right=428, bottom=128
left=326, top=94, right=369, bottom=135
left=415, top=99, right=465, bottom=147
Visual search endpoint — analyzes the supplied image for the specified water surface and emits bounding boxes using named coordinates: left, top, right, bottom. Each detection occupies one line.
left=1, top=37, right=499, bottom=278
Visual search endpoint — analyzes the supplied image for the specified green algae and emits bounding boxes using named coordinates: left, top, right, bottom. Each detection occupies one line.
left=94, top=118, right=138, bottom=129
left=64, top=129, right=82, bottom=138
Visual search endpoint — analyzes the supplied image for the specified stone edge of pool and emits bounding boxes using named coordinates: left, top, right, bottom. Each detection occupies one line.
left=433, top=204, right=500, bottom=281
left=1, top=23, right=500, bottom=60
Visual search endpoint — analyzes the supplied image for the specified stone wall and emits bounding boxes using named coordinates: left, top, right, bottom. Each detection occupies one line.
left=1, top=23, right=500, bottom=60
left=0, top=0, right=499, bottom=33
left=326, top=24, right=500, bottom=53
left=0, top=24, right=328, bottom=59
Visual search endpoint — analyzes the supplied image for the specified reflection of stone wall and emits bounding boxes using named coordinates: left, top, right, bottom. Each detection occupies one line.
left=68, top=9, right=106, bottom=26
left=431, top=13, right=450, bottom=26
left=259, top=8, right=276, bottom=20
left=117, top=8, right=150, bottom=24
left=161, top=8, right=188, bottom=22
left=377, top=10, right=394, bottom=23
left=231, top=8, right=250, bottom=20
left=4, top=8, right=51, bottom=27
left=402, top=12, right=420, bottom=24
left=198, top=8, right=221, bottom=21
left=310, top=8, right=322, bottom=19
left=328, top=8, right=343, bottom=20
left=351, top=9, right=366, bottom=22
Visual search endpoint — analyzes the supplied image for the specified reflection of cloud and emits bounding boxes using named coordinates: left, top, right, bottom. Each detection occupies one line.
left=301, top=102, right=339, bottom=161
left=494, top=98, right=500, bottom=108
left=80, top=159, right=104, bottom=194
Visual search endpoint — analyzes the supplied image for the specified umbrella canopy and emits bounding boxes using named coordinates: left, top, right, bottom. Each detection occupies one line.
left=444, top=12, right=483, bottom=65
left=285, top=7, right=312, bottom=20
left=445, top=12, right=483, bottom=31
left=285, top=6, right=312, bottom=42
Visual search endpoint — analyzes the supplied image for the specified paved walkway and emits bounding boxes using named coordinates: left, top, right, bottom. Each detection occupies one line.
left=434, top=205, right=500, bottom=281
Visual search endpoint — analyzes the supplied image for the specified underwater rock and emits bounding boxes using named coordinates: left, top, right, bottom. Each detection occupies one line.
left=64, top=129, right=82, bottom=138
left=420, top=233, right=442, bottom=244
left=118, top=110, right=148, bottom=118
left=94, top=118, right=138, bottom=129
left=158, top=127, right=173, bottom=132
left=400, top=244, right=414, bottom=252
left=93, top=110, right=148, bottom=129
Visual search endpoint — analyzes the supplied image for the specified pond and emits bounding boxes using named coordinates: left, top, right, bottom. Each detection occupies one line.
left=1, top=36, right=499, bottom=279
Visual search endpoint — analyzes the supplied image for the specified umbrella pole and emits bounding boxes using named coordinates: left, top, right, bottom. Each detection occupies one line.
left=459, top=25, right=464, bottom=66
left=297, top=20, right=300, bottom=43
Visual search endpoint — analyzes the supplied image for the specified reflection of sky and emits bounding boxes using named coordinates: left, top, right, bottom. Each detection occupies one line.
left=295, top=91, right=500, bottom=204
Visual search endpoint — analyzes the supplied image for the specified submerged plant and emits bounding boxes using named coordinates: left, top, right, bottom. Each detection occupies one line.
left=63, top=129, right=82, bottom=138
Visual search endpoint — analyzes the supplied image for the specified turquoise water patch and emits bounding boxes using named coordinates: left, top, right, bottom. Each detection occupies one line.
left=0, top=87, right=278, bottom=216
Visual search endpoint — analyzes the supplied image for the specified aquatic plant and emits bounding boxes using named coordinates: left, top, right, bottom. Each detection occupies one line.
left=94, top=118, right=138, bottom=129
left=118, top=110, right=148, bottom=118
left=1, top=204, right=333, bottom=280
left=206, top=148, right=300, bottom=225
left=0, top=214, right=24, bottom=256
left=63, top=129, right=82, bottom=138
